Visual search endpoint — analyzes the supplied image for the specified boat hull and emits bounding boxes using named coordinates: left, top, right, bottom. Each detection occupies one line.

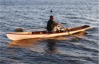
left=6, top=25, right=90, bottom=40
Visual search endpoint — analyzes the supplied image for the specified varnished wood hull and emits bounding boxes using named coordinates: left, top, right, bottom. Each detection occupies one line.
left=6, top=25, right=90, bottom=40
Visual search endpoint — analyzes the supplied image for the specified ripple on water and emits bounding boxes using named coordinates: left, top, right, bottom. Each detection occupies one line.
left=0, top=0, right=98, bottom=64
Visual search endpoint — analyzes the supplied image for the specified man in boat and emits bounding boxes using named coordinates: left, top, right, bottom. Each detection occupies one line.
left=47, top=16, right=60, bottom=32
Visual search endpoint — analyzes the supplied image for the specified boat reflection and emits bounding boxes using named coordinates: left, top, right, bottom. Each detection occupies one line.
left=8, top=38, right=58, bottom=53
left=72, top=31, right=87, bottom=37
left=45, top=39, right=58, bottom=54
left=44, top=31, right=87, bottom=54
left=8, top=38, right=42, bottom=48
left=7, top=31, right=86, bottom=54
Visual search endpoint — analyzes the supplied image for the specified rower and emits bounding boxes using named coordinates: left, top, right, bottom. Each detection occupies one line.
left=47, top=16, right=60, bottom=32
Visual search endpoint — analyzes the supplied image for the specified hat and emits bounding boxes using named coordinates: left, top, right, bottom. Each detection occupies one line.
left=50, top=15, right=54, bottom=19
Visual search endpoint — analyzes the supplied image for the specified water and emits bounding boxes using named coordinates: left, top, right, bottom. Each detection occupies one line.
left=0, top=0, right=99, bottom=64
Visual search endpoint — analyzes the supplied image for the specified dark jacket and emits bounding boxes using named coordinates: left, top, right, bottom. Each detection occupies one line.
left=47, top=19, right=57, bottom=31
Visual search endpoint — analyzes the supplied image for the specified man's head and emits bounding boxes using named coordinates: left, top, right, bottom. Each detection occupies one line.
left=50, top=16, right=54, bottom=19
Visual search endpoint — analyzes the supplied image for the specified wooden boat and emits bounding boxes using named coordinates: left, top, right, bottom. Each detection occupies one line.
left=6, top=25, right=90, bottom=40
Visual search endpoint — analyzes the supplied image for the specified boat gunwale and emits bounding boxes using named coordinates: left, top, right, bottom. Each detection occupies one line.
left=7, top=25, right=90, bottom=35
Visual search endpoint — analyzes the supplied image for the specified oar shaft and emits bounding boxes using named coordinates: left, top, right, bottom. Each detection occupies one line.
left=59, top=23, right=71, bottom=35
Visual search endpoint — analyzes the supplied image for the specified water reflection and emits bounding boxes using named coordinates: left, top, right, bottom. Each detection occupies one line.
left=7, top=31, right=86, bottom=54
left=72, top=31, right=87, bottom=37
left=45, top=39, right=58, bottom=54
left=8, top=38, right=42, bottom=48
left=8, top=38, right=58, bottom=53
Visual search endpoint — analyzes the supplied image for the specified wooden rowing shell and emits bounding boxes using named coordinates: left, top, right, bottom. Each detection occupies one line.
left=6, top=25, right=90, bottom=40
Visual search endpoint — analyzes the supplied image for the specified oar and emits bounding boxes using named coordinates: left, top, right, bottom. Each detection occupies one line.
left=50, top=10, right=53, bottom=13
left=58, top=23, right=80, bottom=40
left=58, top=23, right=71, bottom=35
left=50, top=10, right=53, bottom=16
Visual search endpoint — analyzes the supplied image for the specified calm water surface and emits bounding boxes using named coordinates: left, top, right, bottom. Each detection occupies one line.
left=0, top=0, right=99, bottom=64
